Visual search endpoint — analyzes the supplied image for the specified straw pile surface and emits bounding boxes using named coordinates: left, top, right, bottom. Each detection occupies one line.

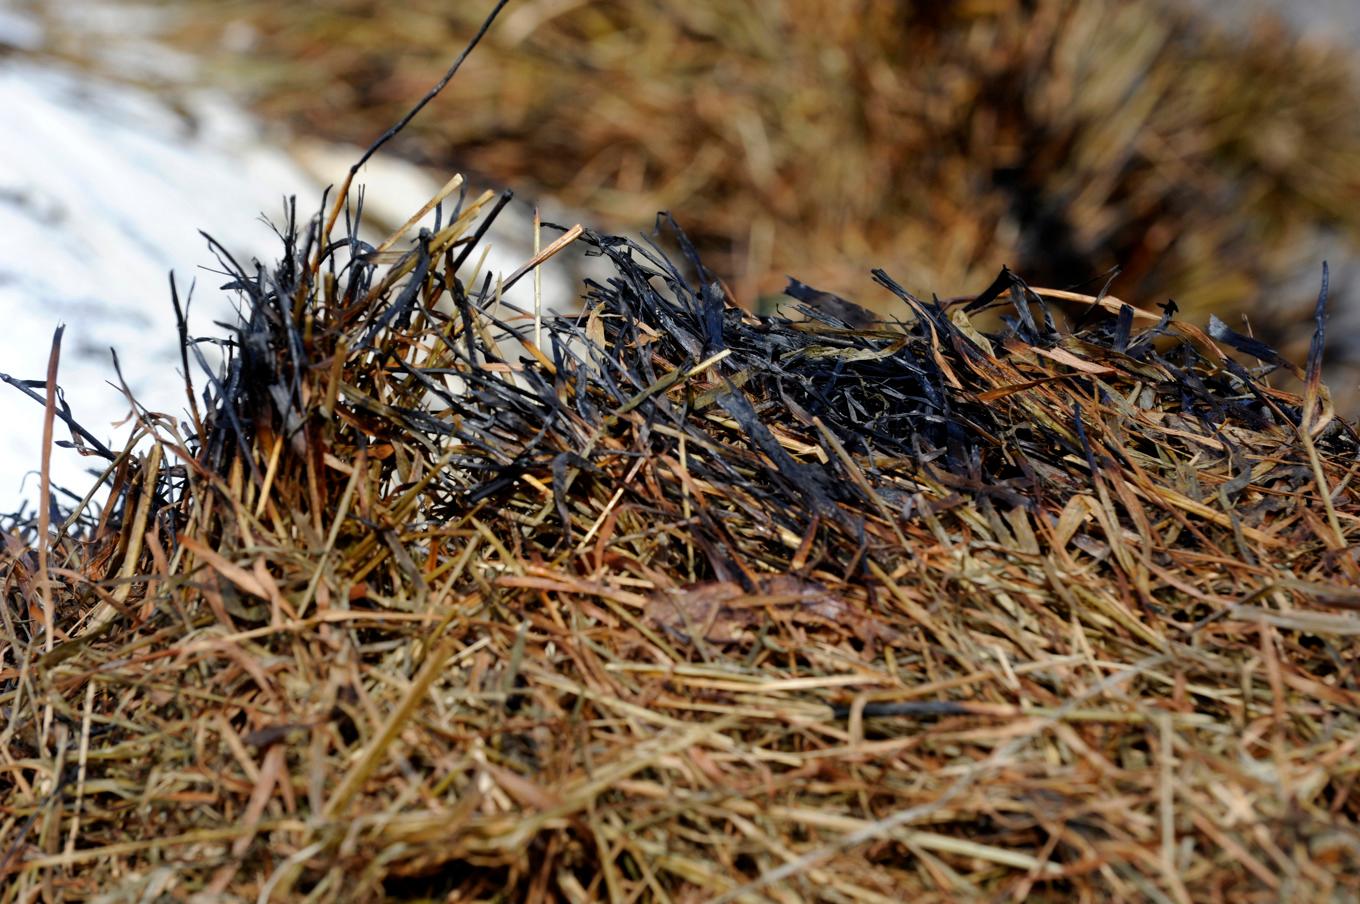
left=2, top=166, right=1359, bottom=900
left=169, top=0, right=1360, bottom=363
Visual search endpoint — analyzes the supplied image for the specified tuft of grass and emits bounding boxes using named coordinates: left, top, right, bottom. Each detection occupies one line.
left=1, top=162, right=1357, bottom=898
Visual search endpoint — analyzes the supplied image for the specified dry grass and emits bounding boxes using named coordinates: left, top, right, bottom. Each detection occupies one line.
left=1, top=159, right=1358, bottom=900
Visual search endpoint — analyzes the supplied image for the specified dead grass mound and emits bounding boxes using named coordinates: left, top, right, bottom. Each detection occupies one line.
left=1, top=167, right=1359, bottom=900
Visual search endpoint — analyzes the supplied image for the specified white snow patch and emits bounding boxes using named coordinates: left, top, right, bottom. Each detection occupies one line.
left=0, top=57, right=583, bottom=513
left=0, top=60, right=325, bottom=510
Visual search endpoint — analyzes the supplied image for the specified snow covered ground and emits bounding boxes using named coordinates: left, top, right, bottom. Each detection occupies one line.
left=0, top=58, right=322, bottom=511
left=0, top=58, right=318, bottom=500
left=0, top=3, right=571, bottom=514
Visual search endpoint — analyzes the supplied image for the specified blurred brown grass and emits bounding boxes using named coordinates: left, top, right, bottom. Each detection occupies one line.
left=171, top=1, right=1360, bottom=352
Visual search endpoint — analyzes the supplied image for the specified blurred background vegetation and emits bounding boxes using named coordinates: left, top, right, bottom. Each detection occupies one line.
left=26, top=0, right=1360, bottom=401
left=166, top=2, right=1360, bottom=367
